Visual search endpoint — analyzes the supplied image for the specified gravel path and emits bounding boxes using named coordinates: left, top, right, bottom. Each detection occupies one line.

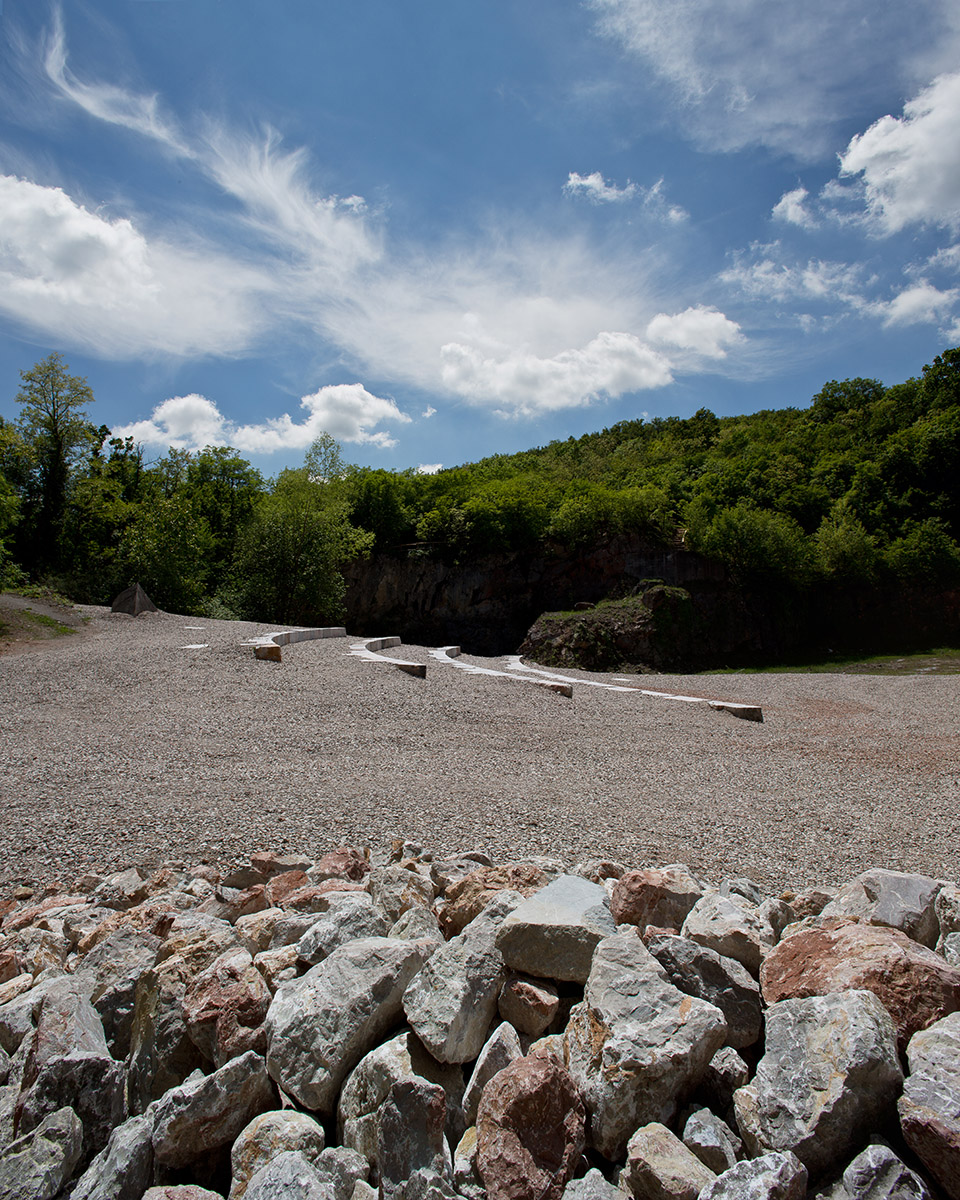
left=1, top=607, right=958, bottom=893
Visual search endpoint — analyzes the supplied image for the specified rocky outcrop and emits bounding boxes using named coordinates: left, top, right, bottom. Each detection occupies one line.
left=0, top=850, right=956, bottom=1199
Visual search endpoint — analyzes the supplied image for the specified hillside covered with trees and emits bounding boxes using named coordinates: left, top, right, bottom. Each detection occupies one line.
left=1, top=347, right=959, bottom=646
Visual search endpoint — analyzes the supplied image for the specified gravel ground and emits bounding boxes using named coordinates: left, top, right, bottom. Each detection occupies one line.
left=1, top=606, right=958, bottom=894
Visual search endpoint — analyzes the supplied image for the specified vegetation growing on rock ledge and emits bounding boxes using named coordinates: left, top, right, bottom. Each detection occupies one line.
left=2, top=346, right=960, bottom=629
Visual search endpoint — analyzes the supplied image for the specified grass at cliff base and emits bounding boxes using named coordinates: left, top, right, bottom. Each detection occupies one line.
left=705, top=647, right=960, bottom=675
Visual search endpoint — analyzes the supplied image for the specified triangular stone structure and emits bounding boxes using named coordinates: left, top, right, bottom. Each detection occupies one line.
left=111, top=582, right=159, bottom=616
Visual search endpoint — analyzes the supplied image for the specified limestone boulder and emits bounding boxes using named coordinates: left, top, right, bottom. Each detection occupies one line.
left=313, top=1146, right=370, bottom=1200
left=698, top=1152, right=807, bottom=1200
left=229, top=1109, right=326, bottom=1200
left=126, top=954, right=209, bottom=1113
left=91, top=868, right=150, bottom=911
left=368, top=867, right=435, bottom=924
left=378, top=1080, right=449, bottom=1200
left=337, top=1031, right=464, bottom=1178
left=296, top=896, right=388, bottom=967
left=610, top=866, right=704, bottom=933
left=476, top=1053, right=585, bottom=1200
left=14, top=977, right=126, bottom=1165
left=151, top=1050, right=276, bottom=1168
left=154, top=913, right=240, bottom=974
left=72, top=926, right=161, bottom=1058
left=681, top=1108, right=741, bottom=1175
left=498, top=973, right=560, bottom=1037
left=69, top=1111, right=155, bottom=1200
left=440, top=864, right=549, bottom=937
left=734, top=990, right=902, bottom=1176
left=495, top=875, right=618, bottom=984
left=563, top=933, right=727, bottom=1160
left=760, top=918, right=960, bottom=1050
left=243, top=1150, right=334, bottom=1200
left=235, top=908, right=285, bottom=956
left=820, top=869, right=942, bottom=947
left=620, top=1122, right=716, bottom=1200
left=182, top=947, right=272, bottom=1066
left=837, top=1143, right=933, bottom=1200
left=430, top=854, right=495, bottom=892
left=265, top=937, right=430, bottom=1114
left=311, top=847, right=371, bottom=884
left=254, top=945, right=300, bottom=992
left=646, top=932, right=762, bottom=1049
left=143, top=1188, right=226, bottom=1200
left=403, top=894, right=518, bottom=1063
left=562, top=1168, right=624, bottom=1200
left=463, top=1021, right=524, bottom=1126
left=681, top=891, right=777, bottom=978
left=898, top=1011, right=960, bottom=1200
left=0, top=1106, right=83, bottom=1200
left=389, top=905, right=443, bottom=946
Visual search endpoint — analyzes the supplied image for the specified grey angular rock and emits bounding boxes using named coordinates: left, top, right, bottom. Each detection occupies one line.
left=151, top=1050, right=276, bottom=1168
left=621, top=1121, right=716, bottom=1200
left=72, top=926, right=160, bottom=1058
left=337, top=1031, right=464, bottom=1180
left=682, top=1107, right=741, bottom=1175
left=314, top=1146, right=370, bottom=1200
left=681, top=892, right=777, bottom=978
left=388, top=906, right=443, bottom=946
left=265, top=937, right=430, bottom=1114
left=15, top=977, right=126, bottom=1165
left=463, top=1021, right=524, bottom=1126
left=142, top=1188, right=226, bottom=1199
left=368, top=867, right=435, bottom=924
left=940, top=931, right=960, bottom=966
left=498, top=973, right=560, bottom=1037
left=243, top=1150, right=335, bottom=1200
left=838, top=1142, right=932, bottom=1200
left=296, top=899, right=388, bottom=967
left=646, top=933, right=762, bottom=1049
left=496, top=875, right=617, bottom=983
left=734, top=990, right=903, bottom=1176
left=821, top=870, right=943, bottom=948
left=699, top=1152, right=807, bottom=1200
left=378, top=1079, right=449, bottom=1200
left=126, top=954, right=209, bottom=1114
left=563, top=933, right=727, bottom=1160
left=610, top=865, right=704, bottom=932
left=0, top=1105, right=83, bottom=1200
left=402, top=899, right=510, bottom=1063
left=69, top=1111, right=155, bottom=1200
left=230, top=1109, right=327, bottom=1200
left=720, top=878, right=768, bottom=906
left=898, top=1011, right=960, bottom=1200
left=562, top=1167, right=624, bottom=1200
left=0, top=974, right=64, bottom=1054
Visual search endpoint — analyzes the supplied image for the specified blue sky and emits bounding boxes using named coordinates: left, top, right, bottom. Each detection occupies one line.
left=1, top=1, right=959, bottom=477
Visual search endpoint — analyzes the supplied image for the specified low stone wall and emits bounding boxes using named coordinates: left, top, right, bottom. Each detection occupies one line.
left=0, top=848, right=956, bottom=1200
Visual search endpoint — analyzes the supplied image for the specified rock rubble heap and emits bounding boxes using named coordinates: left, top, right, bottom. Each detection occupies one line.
left=0, top=846, right=958, bottom=1200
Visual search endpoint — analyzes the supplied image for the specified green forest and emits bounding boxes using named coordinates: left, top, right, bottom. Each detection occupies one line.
left=2, top=347, right=959, bottom=626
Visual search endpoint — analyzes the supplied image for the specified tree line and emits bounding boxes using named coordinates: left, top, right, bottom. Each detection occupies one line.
left=2, top=347, right=959, bottom=624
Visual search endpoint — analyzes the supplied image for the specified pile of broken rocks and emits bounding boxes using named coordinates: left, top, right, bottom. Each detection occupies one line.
left=0, top=844, right=958, bottom=1200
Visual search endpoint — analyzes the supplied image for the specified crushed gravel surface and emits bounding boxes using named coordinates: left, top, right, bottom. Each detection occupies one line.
left=1, top=606, right=958, bottom=893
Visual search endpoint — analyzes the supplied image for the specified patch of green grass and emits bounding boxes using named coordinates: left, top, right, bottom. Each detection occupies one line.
left=705, top=647, right=960, bottom=675
left=20, top=611, right=75, bottom=636
left=7, top=584, right=75, bottom=607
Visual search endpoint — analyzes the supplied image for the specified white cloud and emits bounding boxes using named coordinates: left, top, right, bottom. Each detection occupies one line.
left=416, top=463, right=443, bottom=475
left=0, top=174, right=267, bottom=356
left=872, top=281, right=959, bottom=328
left=43, top=9, right=189, bottom=155
left=421, top=406, right=437, bottom=418
left=773, top=187, right=818, bottom=229
left=564, top=171, right=638, bottom=203
left=646, top=306, right=743, bottom=357
left=439, top=332, right=674, bottom=416
left=587, top=0, right=960, bottom=157
left=721, top=244, right=870, bottom=307
left=564, top=172, right=687, bottom=221
left=839, top=72, right=960, bottom=234
left=115, top=384, right=410, bottom=454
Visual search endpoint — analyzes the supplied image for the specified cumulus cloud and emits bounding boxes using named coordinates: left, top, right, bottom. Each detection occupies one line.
left=839, top=71, right=960, bottom=233
left=721, top=244, right=871, bottom=307
left=872, top=281, right=959, bottom=328
left=114, top=384, right=410, bottom=453
left=587, top=0, right=960, bottom=157
left=564, top=171, right=638, bottom=203
left=646, top=305, right=743, bottom=357
left=439, top=332, right=674, bottom=416
left=0, top=174, right=267, bottom=356
left=773, top=187, right=818, bottom=229
left=416, top=463, right=443, bottom=475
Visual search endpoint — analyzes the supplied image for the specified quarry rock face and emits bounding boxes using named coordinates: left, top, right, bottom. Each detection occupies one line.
left=0, top=843, right=954, bottom=1199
